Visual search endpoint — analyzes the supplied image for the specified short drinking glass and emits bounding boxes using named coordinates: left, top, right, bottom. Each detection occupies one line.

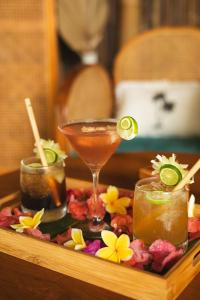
left=133, top=177, right=188, bottom=250
left=20, top=157, right=67, bottom=223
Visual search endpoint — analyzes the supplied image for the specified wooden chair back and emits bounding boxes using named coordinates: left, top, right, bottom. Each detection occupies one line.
left=114, top=27, right=200, bottom=83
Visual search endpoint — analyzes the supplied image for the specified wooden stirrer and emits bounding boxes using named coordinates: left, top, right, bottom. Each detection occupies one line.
left=173, top=158, right=200, bottom=191
left=25, top=98, right=48, bottom=167
left=25, top=98, right=61, bottom=207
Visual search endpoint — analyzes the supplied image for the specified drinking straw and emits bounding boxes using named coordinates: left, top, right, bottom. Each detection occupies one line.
left=25, top=98, right=48, bottom=166
left=173, top=158, right=200, bottom=191
left=25, top=98, right=61, bottom=207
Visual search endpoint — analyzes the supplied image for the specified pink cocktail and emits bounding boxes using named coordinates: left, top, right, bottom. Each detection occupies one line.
left=59, top=119, right=121, bottom=231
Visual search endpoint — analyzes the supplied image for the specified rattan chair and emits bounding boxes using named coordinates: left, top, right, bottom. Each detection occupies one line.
left=114, top=27, right=200, bottom=83
left=0, top=0, right=58, bottom=168
left=113, top=27, right=200, bottom=153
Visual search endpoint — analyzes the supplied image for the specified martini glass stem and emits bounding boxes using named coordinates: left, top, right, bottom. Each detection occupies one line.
left=91, top=169, right=101, bottom=223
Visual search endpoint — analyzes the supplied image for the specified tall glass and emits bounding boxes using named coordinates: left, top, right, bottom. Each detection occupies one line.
left=133, top=177, right=188, bottom=250
left=59, top=119, right=121, bottom=231
left=20, top=157, right=66, bottom=223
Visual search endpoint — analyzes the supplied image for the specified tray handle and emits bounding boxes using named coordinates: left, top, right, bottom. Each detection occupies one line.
left=193, top=250, right=200, bottom=266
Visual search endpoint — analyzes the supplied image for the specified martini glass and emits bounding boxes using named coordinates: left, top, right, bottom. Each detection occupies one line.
left=59, top=119, right=121, bottom=231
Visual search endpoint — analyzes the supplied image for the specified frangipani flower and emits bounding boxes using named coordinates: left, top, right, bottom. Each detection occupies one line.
left=64, top=228, right=86, bottom=250
left=11, top=208, right=44, bottom=233
left=100, top=186, right=130, bottom=214
left=96, top=230, right=133, bottom=263
left=151, top=154, right=188, bottom=178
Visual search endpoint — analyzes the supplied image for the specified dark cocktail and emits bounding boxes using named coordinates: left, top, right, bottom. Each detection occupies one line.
left=20, top=157, right=66, bottom=222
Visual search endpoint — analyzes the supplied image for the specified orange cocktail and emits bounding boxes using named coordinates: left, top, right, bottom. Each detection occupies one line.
left=59, top=119, right=121, bottom=231
left=133, top=177, right=188, bottom=248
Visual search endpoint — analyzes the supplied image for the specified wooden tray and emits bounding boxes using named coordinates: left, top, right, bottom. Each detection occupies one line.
left=0, top=176, right=200, bottom=300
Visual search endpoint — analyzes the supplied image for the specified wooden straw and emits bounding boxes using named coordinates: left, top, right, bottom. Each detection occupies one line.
left=24, top=98, right=61, bottom=207
left=174, top=158, right=200, bottom=191
left=25, top=98, right=48, bottom=167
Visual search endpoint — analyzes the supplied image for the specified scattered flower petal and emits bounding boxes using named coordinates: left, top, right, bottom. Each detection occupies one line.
left=188, top=217, right=200, bottom=241
left=54, top=229, right=72, bottom=245
left=64, top=228, right=86, bottom=250
left=111, top=214, right=133, bottom=236
left=149, top=239, right=183, bottom=273
left=100, top=186, right=131, bottom=215
left=84, top=240, right=101, bottom=255
left=96, top=230, right=133, bottom=263
left=68, top=194, right=88, bottom=220
left=25, top=228, right=50, bottom=241
left=11, top=208, right=44, bottom=232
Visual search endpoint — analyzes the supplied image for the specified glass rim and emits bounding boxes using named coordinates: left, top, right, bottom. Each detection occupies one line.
left=20, top=156, right=63, bottom=170
left=135, top=176, right=187, bottom=194
left=58, top=118, right=118, bottom=130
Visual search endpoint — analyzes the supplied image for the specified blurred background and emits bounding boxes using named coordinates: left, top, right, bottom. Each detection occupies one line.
left=1, top=0, right=200, bottom=168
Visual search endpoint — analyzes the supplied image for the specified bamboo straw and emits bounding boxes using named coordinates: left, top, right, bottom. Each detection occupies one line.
left=25, top=98, right=48, bottom=167
left=174, top=158, right=200, bottom=191
left=24, top=98, right=61, bottom=207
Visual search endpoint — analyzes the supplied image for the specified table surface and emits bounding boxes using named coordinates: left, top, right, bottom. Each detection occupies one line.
left=0, top=151, right=200, bottom=300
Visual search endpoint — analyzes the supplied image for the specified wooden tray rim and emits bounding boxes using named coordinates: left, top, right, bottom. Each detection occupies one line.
left=0, top=176, right=200, bottom=300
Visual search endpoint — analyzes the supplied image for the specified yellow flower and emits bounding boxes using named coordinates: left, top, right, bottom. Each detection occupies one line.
left=64, top=228, right=86, bottom=250
left=100, top=186, right=130, bottom=214
left=96, top=230, right=133, bottom=263
left=11, top=208, right=44, bottom=233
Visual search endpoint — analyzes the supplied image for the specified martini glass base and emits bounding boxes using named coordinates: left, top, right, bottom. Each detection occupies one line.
left=88, top=217, right=110, bottom=232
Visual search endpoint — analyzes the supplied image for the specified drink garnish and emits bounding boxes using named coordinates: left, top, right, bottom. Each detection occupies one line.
left=43, top=148, right=58, bottom=164
left=117, top=116, right=138, bottom=140
left=33, top=139, right=67, bottom=165
left=159, top=164, right=182, bottom=186
left=146, top=191, right=171, bottom=205
left=151, top=154, right=188, bottom=186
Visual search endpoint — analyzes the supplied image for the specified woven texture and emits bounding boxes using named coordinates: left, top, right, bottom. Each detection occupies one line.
left=114, top=27, right=200, bottom=83
left=0, top=0, right=57, bottom=167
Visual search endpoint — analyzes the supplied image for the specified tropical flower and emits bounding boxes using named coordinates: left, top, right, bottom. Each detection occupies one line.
left=100, top=186, right=131, bottom=214
left=95, top=230, right=133, bottom=263
left=11, top=208, right=44, bottom=233
left=151, top=154, right=188, bottom=178
left=64, top=228, right=86, bottom=250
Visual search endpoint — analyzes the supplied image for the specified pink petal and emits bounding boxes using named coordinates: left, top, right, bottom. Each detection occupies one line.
left=188, top=217, right=200, bottom=233
left=0, top=207, right=12, bottom=217
left=68, top=195, right=88, bottom=220
left=25, top=228, right=50, bottom=241
left=130, top=239, right=152, bottom=265
left=83, top=240, right=101, bottom=255
left=0, top=216, right=18, bottom=228
left=152, top=248, right=183, bottom=273
left=54, top=229, right=72, bottom=245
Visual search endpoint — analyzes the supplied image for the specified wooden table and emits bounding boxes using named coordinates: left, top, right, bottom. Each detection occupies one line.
left=0, top=152, right=199, bottom=300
